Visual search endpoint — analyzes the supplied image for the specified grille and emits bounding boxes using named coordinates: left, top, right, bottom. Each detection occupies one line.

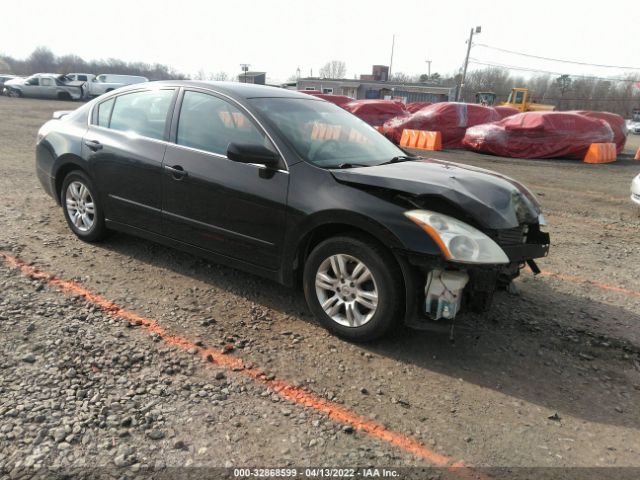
left=495, top=225, right=527, bottom=246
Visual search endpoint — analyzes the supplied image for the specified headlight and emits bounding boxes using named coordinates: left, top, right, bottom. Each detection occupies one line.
left=404, top=209, right=509, bottom=264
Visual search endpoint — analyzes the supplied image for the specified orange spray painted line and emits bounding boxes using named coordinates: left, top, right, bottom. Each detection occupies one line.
left=540, top=270, right=640, bottom=299
left=1, top=252, right=492, bottom=478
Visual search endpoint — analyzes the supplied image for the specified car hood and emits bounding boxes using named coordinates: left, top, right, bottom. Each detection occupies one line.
left=330, top=158, right=541, bottom=229
left=4, top=78, right=23, bottom=87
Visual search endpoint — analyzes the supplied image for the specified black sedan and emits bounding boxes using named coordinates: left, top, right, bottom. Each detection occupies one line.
left=36, top=82, right=550, bottom=341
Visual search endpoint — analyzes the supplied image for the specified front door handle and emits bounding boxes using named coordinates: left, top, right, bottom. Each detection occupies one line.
left=84, top=139, right=103, bottom=151
left=164, top=164, right=188, bottom=180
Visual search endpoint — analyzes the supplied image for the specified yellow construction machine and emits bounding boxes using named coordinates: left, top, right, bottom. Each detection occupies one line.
left=502, top=88, right=555, bottom=112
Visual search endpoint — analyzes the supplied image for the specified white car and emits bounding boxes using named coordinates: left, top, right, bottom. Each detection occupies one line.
left=632, top=174, right=640, bottom=206
left=629, top=121, right=640, bottom=135
left=86, top=74, right=148, bottom=97
left=66, top=73, right=95, bottom=83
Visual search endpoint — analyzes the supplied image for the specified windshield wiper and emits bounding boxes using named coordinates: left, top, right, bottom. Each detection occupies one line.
left=333, top=163, right=368, bottom=169
left=377, top=155, right=415, bottom=166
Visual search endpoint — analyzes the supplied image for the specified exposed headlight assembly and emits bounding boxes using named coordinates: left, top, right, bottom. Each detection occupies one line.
left=404, top=209, right=509, bottom=264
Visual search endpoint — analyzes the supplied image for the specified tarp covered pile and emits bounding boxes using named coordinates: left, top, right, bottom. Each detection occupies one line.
left=405, top=102, right=433, bottom=113
left=462, top=112, right=615, bottom=159
left=382, top=102, right=501, bottom=148
left=306, top=93, right=353, bottom=107
left=570, top=111, right=627, bottom=154
left=342, top=100, right=408, bottom=127
left=494, top=106, right=520, bottom=119
left=300, top=93, right=627, bottom=159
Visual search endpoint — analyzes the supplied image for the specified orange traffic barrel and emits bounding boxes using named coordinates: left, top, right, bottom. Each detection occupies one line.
left=400, top=129, right=442, bottom=151
left=583, top=143, right=616, bottom=164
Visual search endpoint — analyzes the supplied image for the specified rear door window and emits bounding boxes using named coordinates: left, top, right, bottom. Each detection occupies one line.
left=107, top=89, right=174, bottom=140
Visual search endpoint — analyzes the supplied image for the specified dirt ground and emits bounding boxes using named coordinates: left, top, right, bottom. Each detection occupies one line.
left=1, top=96, right=640, bottom=478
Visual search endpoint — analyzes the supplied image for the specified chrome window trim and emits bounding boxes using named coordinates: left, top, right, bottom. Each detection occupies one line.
left=88, top=84, right=290, bottom=172
left=87, top=124, right=289, bottom=175
left=169, top=142, right=289, bottom=174
left=88, top=87, right=176, bottom=132
left=89, top=124, right=169, bottom=146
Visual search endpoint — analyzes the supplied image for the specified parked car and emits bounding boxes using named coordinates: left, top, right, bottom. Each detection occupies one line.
left=628, top=120, right=640, bottom=135
left=35, top=81, right=550, bottom=341
left=86, top=74, right=148, bottom=97
left=632, top=174, right=640, bottom=206
left=4, top=73, right=84, bottom=100
left=66, top=73, right=96, bottom=83
left=0, top=74, right=20, bottom=95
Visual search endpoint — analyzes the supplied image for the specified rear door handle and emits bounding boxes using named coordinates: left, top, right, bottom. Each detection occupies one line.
left=164, top=164, right=188, bottom=180
left=84, top=139, right=103, bottom=151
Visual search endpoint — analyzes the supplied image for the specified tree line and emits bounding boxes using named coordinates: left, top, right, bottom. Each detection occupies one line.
left=0, top=47, right=187, bottom=81
left=460, top=68, right=640, bottom=117
left=312, top=59, right=640, bottom=117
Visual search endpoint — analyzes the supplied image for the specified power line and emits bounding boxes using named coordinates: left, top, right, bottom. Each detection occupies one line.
left=491, top=92, right=640, bottom=101
left=468, top=59, right=640, bottom=83
left=473, top=43, right=640, bottom=71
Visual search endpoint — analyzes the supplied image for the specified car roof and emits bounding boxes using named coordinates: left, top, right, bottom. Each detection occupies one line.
left=117, top=80, right=318, bottom=101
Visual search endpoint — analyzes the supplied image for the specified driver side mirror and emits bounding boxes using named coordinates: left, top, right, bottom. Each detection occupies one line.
left=227, top=143, right=280, bottom=168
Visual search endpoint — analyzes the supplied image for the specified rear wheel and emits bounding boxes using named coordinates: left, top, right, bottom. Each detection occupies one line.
left=303, top=235, right=403, bottom=341
left=61, top=171, right=108, bottom=242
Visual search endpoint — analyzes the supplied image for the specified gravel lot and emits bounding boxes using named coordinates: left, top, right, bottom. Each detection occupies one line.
left=1, top=96, right=640, bottom=478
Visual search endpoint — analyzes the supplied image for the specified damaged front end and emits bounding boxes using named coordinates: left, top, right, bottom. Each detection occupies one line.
left=330, top=157, right=550, bottom=328
left=400, top=204, right=549, bottom=328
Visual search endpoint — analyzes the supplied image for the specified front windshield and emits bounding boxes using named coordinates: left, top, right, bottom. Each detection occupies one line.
left=250, top=97, right=406, bottom=168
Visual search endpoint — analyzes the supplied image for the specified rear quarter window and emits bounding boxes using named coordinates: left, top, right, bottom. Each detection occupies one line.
left=96, top=98, right=115, bottom=127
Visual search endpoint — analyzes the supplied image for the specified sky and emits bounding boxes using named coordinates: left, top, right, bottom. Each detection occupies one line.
left=1, top=0, right=639, bottom=83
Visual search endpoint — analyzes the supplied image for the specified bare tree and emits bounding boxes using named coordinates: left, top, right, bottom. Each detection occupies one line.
left=210, top=71, right=228, bottom=81
left=28, top=46, right=56, bottom=73
left=553, top=74, right=572, bottom=109
left=319, top=60, right=346, bottom=79
left=389, top=72, right=412, bottom=83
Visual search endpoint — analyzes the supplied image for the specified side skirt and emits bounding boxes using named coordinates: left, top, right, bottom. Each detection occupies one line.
left=104, top=219, right=285, bottom=285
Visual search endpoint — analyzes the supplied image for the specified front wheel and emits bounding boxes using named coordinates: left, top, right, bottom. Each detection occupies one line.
left=61, top=171, right=108, bottom=242
left=7, top=89, right=22, bottom=98
left=303, top=235, right=404, bottom=342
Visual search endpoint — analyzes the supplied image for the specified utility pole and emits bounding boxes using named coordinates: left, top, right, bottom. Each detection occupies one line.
left=389, top=34, right=395, bottom=80
left=457, top=26, right=481, bottom=101
left=425, top=60, right=432, bottom=80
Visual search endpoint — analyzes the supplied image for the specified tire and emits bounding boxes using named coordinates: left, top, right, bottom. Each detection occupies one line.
left=57, top=92, right=72, bottom=101
left=61, top=170, right=108, bottom=242
left=7, top=89, right=21, bottom=98
left=303, top=235, right=404, bottom=342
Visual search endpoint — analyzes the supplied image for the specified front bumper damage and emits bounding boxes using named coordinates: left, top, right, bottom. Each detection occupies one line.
left=397, top=224, right=550, bottom=329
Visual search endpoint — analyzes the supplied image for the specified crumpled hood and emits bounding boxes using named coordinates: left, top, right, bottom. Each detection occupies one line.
left=4, top=78, right=23, bottom=87
left=331, top=158, right=541, bottom=229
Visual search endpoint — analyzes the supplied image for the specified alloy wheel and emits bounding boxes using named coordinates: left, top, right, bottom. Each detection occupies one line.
left=65, top=181, right=95, bottom=232
left=315, top=254, right=378, bottom=327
